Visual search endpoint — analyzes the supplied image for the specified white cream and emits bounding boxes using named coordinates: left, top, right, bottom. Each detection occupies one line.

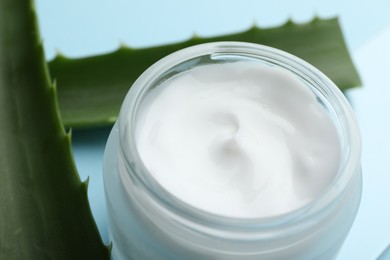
left=135, top=61, right=341, bottom=218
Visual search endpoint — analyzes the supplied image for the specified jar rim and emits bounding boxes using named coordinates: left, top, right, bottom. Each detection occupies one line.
left=116, top=41, right=361, bottom=238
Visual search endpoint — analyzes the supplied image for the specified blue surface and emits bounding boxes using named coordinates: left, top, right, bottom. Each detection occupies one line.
left=35, top=1, right=390, bottom=259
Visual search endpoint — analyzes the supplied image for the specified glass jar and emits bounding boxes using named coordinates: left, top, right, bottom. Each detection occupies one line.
left=103, top=42, right=362, bottom=259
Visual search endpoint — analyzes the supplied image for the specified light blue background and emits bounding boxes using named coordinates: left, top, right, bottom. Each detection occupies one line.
left=35, top=0, right=390, bottom=259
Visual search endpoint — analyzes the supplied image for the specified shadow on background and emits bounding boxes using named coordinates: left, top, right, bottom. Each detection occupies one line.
left=71, top=126, right=112, bottom=146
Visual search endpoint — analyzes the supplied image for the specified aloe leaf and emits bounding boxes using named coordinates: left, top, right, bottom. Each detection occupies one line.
left=49, top=17, right=361, bottom=129
left=0, top=0, right=109, bottom=259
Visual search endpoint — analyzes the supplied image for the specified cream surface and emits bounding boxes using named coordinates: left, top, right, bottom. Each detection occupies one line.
left=135, top=62, right=341, bottom=218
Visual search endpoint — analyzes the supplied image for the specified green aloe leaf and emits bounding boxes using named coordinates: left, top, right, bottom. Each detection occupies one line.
left=49, top=17, right=361, bottom=129
left=0, top=0, right=109, bottom=259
